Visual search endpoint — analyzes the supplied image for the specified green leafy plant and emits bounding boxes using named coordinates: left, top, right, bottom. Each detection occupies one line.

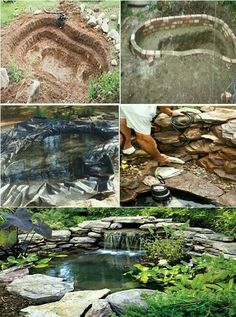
left=123, top=255, right=236, bottom=317
left=0, top=252, right=68, bottom=270
left=88, top=70, right=119, bottom=103
left=142, top=224, right=188, bottom=265
left=7, top=58, right=23, bottom=82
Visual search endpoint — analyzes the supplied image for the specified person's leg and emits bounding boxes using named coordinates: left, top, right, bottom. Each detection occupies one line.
left=135, top=132, right=168, bottom=163
left=120, top=118, right=133, bottom=150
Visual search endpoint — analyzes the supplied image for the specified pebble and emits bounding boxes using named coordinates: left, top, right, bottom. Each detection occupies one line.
left=111, top=59, right=118, bottom=66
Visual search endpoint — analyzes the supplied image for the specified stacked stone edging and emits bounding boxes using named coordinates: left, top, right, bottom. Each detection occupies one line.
left=130, top=14, right=236, bottom=63
left=10, top=217, right=235, bottom=260
left=153, top=107, right=236, bottom=183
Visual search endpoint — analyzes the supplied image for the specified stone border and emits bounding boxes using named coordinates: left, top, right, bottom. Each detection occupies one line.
left=8, top=217, right=235, bottom=260
left=130, top=14, right=236, bottom=64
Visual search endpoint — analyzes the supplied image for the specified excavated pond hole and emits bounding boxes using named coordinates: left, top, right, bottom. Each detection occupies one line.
left=138, top=25, right=236, bottom=58
left=2, top=15, right=110, bottom=102
left=1, top=133, right=105, bottom=185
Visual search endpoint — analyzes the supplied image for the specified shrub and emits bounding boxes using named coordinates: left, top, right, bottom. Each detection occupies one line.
left=142, top=225, right=187, bottom=265
left=7, top=58, right=23, bottom=82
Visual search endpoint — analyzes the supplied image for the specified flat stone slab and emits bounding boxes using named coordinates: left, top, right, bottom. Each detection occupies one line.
left=21, top=289, right=111, bottom=317
left=217, top=189, right=236, bottom=207
left=78, top=221, right=110, bottom=229
left=102, top=216, right=157, bottom=224
left=48, top=230, right=71, bottom=242
left=7, top=274, right=74, bottom=304
left=107, top=289, right=155, bottom=315
left=165, top=171, right=224, bottom=203
left=0, top=265, right=29, bottom=284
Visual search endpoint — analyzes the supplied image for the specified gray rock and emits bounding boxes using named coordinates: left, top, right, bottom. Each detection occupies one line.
left=211, top=241, right=236, bottom=255
left=110, top=14, right=117, bottom=21
left=115, top=43, right=120, bottom=51
left=88, top=232, right=102, bottom=238
left=70, top=236, right=97, bottom=244
left=0, top=266, right=29, bottom=284
left=7, top=274, right=74, bottom=304
left=102, top=217, right=152, bottom=224
left=80, top=3, right=85, bottom=13
left=18, top=233, right=44, bottom=244
left=48, top=230, right=71, bottom=242
left=97, top=18, right=103, bottom=26
left=21, top=289, right=111, bottom=317
left=107, top=289, right=155, bottom=315
left=78, top=221, right=110, bottom=230
left=101, top=21, right=109, bottom=33
left=221, top=119, right=236, bottom=145
left=111, top=59, right=118, bottom=66
left=187, top=227, right=214, bottom=234
left=108, top=30, right=120, bottom=44
left=98, top=13, right=106, bottom=20
left=87, top=16, right=97, bottom=27
left=86, top=299, right=112, bottom=317
left=33, top=10, right=43, bottom=15
left=27, top=79, right=40, bottom=103
left=139, top=223, right=156, bottom=230
left=1, top=68, right=9, bottom=89
left=110, top=223, right=123, bottom=230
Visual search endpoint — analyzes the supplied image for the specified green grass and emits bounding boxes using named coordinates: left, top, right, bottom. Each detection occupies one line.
left=88, top=69, right=119, bottom=103
left=1, top=0, right=119, bottom=26
left=1, top=0, right=58, bottom=25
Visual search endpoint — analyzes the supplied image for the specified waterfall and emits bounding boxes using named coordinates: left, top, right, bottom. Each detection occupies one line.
left=103, top=230, right=146, bottom=251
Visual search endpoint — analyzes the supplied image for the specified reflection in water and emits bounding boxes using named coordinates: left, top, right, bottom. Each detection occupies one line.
left=33, top=251, right=142, bottom=292
left=2, top=133, right=104, bottom=185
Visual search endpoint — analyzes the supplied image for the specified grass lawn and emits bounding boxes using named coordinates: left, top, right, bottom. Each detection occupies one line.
left=1, top=0, right=58, bottom=25
left=1, top=0, right=119, bottom=26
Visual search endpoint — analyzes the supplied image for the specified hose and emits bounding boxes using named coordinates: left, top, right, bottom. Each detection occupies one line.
left=171, top=112, right=204, bottom=146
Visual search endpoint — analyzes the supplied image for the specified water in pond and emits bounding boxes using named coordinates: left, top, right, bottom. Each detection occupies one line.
left=2, top=133, right=104, bottom=185
left=123, top=190, right=217, bottom=207
left=32, top=231, right=145, bottom=291
left=138, top=25, right=236, bottom=59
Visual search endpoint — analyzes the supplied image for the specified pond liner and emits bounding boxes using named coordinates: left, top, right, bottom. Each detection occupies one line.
left=0, top=118, right=118, bottom=207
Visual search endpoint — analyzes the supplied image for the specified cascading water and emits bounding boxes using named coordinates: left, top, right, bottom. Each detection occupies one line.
left=101, top=230, right=146, bottom=256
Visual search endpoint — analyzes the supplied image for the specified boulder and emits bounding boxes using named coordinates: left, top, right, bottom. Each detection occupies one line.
left=18, top=233, right=44, bottom=244
left=78, top=221, right=110, bottom=230
left=0, top=265, right=29, bottom=284
left=108, top=30, right=120, bottom=43
left=86, top=299, right=113, bottom=317
left=70, top=237, right=97, bottom=244
left=27, top=79, right=40, bottom=103
left=210, top=242, right=236, bottom=256
left=199, top=109, right=236, bottom=123
left=142, top=175, right=160, bottom=187
left=217, top=189, right=236, bottom=207
left=7, top=274, right=74, bottom=304
left=139, top=223, right=156, bottom=230
left=110, top=14, right=117, bottom=21
left=107, top=289, right=155, bottom=315
left=48, top=230, right=71, bottom=242
left=102, top=216, right=153, bottom=224
left=221, top=119, right=236, bottom=146
left=110, top=223, right=123, bottom=230
left=154, top=167, right=183, bottom=179
left=111, top=59, right=118, bottom=66
left=101, top=21, right=109, bottom=33
left=87, top=16, right=97, bottom=27
left=0, top=68, right=9, bottom=89
left=88, top=232, right=102, bottom=238
left=20, top=289, right=111, bottom=317
left=165, top=171, right=224, bottom=203
left=153, top=131, right=180, bottom=144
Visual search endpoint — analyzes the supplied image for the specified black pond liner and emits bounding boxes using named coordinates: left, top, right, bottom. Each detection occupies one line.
left=0, top=117, right=118, bottom=207
left=122, top=188, right=218, bottom=208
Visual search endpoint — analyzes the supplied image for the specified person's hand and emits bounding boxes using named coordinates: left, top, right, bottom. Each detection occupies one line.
left=171, top=110, right=184, bottom=117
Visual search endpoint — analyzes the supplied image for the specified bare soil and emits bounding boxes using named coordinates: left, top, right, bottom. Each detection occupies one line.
left=1, top=1, right=113, bottom=103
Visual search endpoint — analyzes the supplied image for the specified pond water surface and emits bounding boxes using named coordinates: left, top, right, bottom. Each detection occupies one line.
left=32, top=250, right=142, bottom=292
